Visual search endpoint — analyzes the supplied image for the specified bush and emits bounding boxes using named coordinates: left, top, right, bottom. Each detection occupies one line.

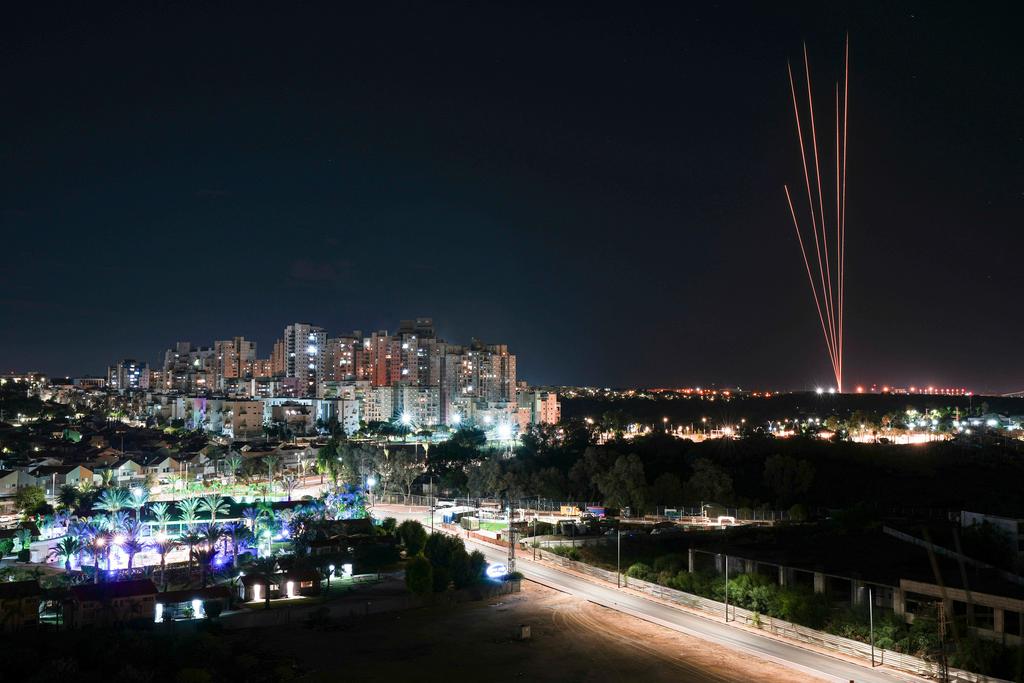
left=405, top=555, right=433, bottom=595
left=549, top=545, right=582, bottom=561
left=396, top=520, right=427, bottom=556
left=468, top=550, right=487, bottom=584
left=625, top=562, right=652, bottom=581
left=354, top=542, right=400, bottom=571
left=379, top=517, right=398, bottom=536
left=652, top=553, right=686, bottom=575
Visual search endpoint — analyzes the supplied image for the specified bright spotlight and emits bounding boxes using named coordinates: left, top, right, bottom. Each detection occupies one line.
left=496, top=423, right=513, bottom=440
left=366, top=476, right=376, bottom=488
left=400, top=413, right=413, bottom=426
left=815, top=387, right=824, bottom=395
left=450, top=413, right=462, bottom=425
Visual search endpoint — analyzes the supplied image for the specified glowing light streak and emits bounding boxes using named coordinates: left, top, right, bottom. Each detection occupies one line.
left=783, top=39, right=850, bottom=392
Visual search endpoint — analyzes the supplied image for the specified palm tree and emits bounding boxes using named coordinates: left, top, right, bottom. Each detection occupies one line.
left=52, top=536, right=82, bottom=574
left=242, top=507, right=261, bottom=533
left=69, top=519, right=92, bottom=571
left=263, top=455, right=280, bottom=490
left=150, top=502, right=173, bottom=534
left=179, top=530, right=202, bottom=581
left=222, top=521, right=242, bottom=568
left=282, top=474, right=299, bottom=501
left=88, top=523, right=105, bottom=584
left=77, top=478, right=95, bottom=496
left=93, top=487, right=130, bottom=525
left=176, top=497, right=202, bottom=530
left=129, top=488, right=149, bottom=521
left=119, top=520, right=146, bottom=570
left=105, top=510, right=131, bottom=534
left=191, top=546, right=220, bottom=587
left=226, top=454, right=243, bottom=487
left=150, top=536, right=179, bottom=590
left=198, top=495, right=228, bottom=524
left=57, top=484, right=79, bottom=511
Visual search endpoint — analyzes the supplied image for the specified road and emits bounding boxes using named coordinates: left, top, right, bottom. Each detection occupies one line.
left=375, top=505, right=921, bottom=683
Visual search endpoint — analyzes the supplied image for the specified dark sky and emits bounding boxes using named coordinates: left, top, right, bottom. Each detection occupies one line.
left=1, top=2, right=1022, bottom=392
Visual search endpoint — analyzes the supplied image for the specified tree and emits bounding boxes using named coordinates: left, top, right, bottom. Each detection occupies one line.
left=226, top=454, right=244, bottom=486
left=262, top=455, right=280, bottom=486
left=198, top=495, right=228, bottom=524
left=176, top=498, right=202, bottom=529
left=53, top=536, right=82, bottom=573
left=650, top=472, right=684, bottom=505
left=129, top=487, right=149, bottom=520
left=120, top=520, right=146, bottom=570
left=685, top=458, right=733, bottom=503
left=405, top=555, right=433, bottom=595
left=397, top=520, right=427, bottom=556
left=150, top=536, right=179, bottom=590
left=595, top=454, right=647, bottom=513
left=282, top=473, right=299, bottom=501
left=391, top=448, right=421, bottom=502
left=93, top=487, right=130, bottom=519
left=763, top=455, right=815, bottom=507
left=14, top=485, right=47, bottom=515
left=179, top=530, right=202, bottom=579
left=150, top=502, right=173, bottom=533
left=57, top=484, right=80, bottom=511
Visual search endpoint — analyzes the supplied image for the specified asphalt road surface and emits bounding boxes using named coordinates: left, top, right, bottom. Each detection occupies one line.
left=375, top=505, right=922, bottom=683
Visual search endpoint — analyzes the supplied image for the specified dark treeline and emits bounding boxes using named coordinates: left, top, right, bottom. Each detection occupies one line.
left=560, top=392, right=1024, bottom=427
left=428, top=425, right=1024, bottom=518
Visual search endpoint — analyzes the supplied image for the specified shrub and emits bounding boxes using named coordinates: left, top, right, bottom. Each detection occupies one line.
left=396, top=520, right=427, bottom=556
left=625, top=562, right=652, bottom=581
left=405, top=555, right=433, bottom=595
left=379, top=517, right=398, bottom=535
left=431, top=566, right=451, bottom=593
left=550, top=545, right=581, bottom=561
left=652, top=553, right=686, bottom=575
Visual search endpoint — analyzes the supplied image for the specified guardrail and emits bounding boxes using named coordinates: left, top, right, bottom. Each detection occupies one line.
left=533, top=547, right=1009, bottom=683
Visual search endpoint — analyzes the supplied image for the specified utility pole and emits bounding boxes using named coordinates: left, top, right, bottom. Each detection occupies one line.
left=617, top=523, right=622, bottom=588
left=724, top=555, right=729, bottom=622
left=533, top=513, right=537, bottom=561
left=869, top=586, right=875, bottom=667
left=506, top=501, right=516, bottom=574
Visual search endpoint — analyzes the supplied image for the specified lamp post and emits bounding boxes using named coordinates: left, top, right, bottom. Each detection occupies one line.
left=327, top=564, right=335, bottom=591
left=869, top=586, right=875, bottom=666
left=616, top=523, right=622, bottom=588
left=724, top=554, right=729, bottom=622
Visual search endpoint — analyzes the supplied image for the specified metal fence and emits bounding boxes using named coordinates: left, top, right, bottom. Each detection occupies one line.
left=533, top=547, right=1008, bottom=683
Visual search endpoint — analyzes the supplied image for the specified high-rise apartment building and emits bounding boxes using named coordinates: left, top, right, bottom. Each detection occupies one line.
left=283, top=323, right=327, bottom=397
left=107, top=359, right=150, bottom=392
left=214, top=337, right=257, bottom=390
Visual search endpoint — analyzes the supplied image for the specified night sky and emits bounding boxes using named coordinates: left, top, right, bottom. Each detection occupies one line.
left=1, top=2, right=1022, bottom=392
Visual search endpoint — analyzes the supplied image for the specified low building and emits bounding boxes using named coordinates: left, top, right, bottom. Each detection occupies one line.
left=65, top=579, right=158, bottom=628
left=28, top=464, right=94, bottom=493
left=156, top=585, right=231, bottom=622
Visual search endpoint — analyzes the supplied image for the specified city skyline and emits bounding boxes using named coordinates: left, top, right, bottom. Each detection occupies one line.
left=2, top=3, right=1023, bottom=392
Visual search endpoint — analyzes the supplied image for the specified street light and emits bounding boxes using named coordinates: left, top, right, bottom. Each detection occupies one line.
left=327, top=564, right=335, bottom=590
left=616, top=523, right=622, bottom=588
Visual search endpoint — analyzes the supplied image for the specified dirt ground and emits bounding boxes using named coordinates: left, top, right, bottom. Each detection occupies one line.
left=265, top=580, right=820, bottom=683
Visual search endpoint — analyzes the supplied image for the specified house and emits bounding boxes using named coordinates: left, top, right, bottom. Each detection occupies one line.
left=0, top=469, right=36, bottom=496
left=156, top=585, right=231, bottom=622
left=28, top=464, right=94, bottom=491
left=99, top=458, right=145, bottom=485
left=65, top=579, right=158, bottom=628
left=143, top=455, right=181, bottom=483
left=0, top=580, right=42, bottom=631
left=239, top=572, right=279, bottom=602
left=283, top=567, right=322, bottom=597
